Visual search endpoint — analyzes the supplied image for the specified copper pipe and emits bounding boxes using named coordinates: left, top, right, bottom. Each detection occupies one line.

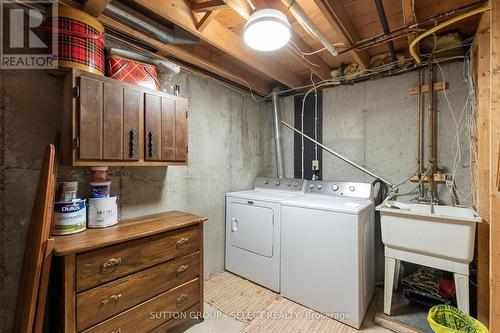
left=417, top=68, right=426, bottom=199
left=427, top=62, right=436, bottom=203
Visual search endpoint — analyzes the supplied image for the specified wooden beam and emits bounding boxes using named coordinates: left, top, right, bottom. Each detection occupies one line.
left=98, top=15, right=272, bottom=95
left=490, top=0, right=500, bottom=331
left=312, top=0, right=370, bottom=69
left=476, top=11, right=490, bottom=327
left=222, top=0, right=253, bottom=19
left=192, top=0, right=227, bottom=13
left=82, top=0, right=111, bottom=16
left=401, top=0, right=417, bottom=48
left=196, top=11, right=217, bottom=32
left=135, top=0, right=304, bottom=88
left=222, top=0, right=332, bottom=80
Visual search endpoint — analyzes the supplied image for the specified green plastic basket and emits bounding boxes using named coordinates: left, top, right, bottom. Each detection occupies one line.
left=427, top=305, right=489, bottom=333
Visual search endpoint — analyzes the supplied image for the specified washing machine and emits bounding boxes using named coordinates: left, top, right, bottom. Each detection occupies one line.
left=225, top=177, right=305, bottom=292
left=280, top=181, right=375, bottom=329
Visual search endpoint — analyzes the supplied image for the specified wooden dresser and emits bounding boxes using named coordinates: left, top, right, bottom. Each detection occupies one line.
left=51, top=211, right=207, bottom=333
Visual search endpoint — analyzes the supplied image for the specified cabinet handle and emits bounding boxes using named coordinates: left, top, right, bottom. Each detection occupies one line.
left=148, top=131, right=154, bottom=158
left=176, top=264, right=189, bottom=276
left=176, top=237, right=189, bottom=250
left=101, top=258, right=122, bottom=273
left=111, top=329, right=122, bottom=333
left=176, top=293, right=189, bottom=305
left=102, top=294, right=122, bottom=305
left=128, top=129, right=137, bottom=158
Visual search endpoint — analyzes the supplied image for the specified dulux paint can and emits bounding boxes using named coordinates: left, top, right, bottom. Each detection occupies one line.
left=88, top=196, right=118, bottom=228
left=53, top=199, right=87, bottom=235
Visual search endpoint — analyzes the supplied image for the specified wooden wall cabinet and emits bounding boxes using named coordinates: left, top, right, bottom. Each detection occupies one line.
left=61, top=69, right=188, bottom=166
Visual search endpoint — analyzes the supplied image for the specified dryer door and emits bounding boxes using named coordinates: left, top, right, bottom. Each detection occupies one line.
left=230, top=202, right=274, bottom=257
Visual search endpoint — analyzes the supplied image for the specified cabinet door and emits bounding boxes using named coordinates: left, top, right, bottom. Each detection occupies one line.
left=79, top=76, right=103, bottom=160
left=103, top=83, right=123, bottom=160
left=174, top=98, right=188, bottom=162
left=123, top=88, right=141, bottom=161
left=161, top=96, right=175, bottom=161
left=144, top=93, right=162, bottom=161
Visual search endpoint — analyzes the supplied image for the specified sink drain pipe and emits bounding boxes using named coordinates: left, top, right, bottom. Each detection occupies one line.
left=272, top=88, right=286, bottom=178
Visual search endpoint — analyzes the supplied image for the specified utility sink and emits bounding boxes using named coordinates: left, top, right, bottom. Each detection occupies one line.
left=376, top=201, right=482, bottom=263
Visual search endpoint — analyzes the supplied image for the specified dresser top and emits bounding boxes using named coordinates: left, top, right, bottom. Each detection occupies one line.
left=53, top=211, right=207, bottom=256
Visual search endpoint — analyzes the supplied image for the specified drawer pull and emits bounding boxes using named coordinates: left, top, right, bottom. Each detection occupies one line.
left=101, top=258, right=122, bottom=273
left=111, top=329, right=122, bottom=333
left=101, top=294, right=122, bottom=305
left=176, top=264, right=189, bottom=275
left=176, top=293, right=189, bottom=305
left=176, top=237, right=190, bottom=249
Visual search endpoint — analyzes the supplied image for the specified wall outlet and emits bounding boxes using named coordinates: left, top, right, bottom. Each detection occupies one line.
left=312, top=160, right=319, bottom=171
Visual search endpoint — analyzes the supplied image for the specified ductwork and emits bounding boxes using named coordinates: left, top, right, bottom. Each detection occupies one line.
left=280, top=0, right=338, bottom=57
left=104, top=1, right=199, bottom=45
left=272, top=88, right=286, bottom=179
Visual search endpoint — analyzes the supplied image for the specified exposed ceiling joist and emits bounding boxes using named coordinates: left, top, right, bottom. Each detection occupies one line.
left=312, top=0, right=371, bottom=69
left=222, top=0, right=253, bottom=19
left=135, top=0, right=304, bottom=88
left=402, top=0, right=417, bottom=47
left=222, top=0, right=332, bottom=80
left=82, top=0, right=111, bottom=16
left=192, top=0, right=228, bottom=13
left=99, top=15, right=273, bottom=95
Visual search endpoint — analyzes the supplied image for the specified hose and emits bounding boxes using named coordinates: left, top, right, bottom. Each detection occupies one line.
left=409, top=6, right=490, bottom=64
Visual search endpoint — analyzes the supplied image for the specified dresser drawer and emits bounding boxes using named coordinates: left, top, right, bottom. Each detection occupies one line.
left=77, top=252, right=200, bottom=331
left=82, top=279, right=200, bottom=333
left=150, top=303, right=201, bottom=333
left=76, top=226, right=200, bottom=291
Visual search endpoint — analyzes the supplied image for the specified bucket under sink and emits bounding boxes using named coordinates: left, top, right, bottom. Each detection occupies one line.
left=376, top=201, right=482, bottom=263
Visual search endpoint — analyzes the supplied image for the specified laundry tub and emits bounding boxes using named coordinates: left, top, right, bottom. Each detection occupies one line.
left=376, top=201, right=482, bottom=315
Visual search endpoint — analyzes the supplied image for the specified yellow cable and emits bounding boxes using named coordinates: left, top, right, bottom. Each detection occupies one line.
left=409, top=6, right=490, bottom=64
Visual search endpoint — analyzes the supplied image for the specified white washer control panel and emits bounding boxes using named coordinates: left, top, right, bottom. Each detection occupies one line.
left=306, top=181, right=373, bottom=199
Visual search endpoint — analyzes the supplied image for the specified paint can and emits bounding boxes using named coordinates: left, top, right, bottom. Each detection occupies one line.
left=90, top=166, right=108, bottom=181
left=88, top=196, right=118, bottom=228
left=56, top=181, right=78, bottom=202
left=53, top=199, right=87, bottom=235
left=90, top=180, right=111, bottom=198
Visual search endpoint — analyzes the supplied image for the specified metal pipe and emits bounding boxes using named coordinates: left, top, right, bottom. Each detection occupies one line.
left=373, top=0, right=398, bottom=63
left=272, top=89, right=286, bottom=179
left=281, top=120, right=393, bottom=187
left=417, top=68, right=426, bottom=199
left=427, top=62, right=436, bottom=203
left=105, top=2, right=199, bottom=45
left=280, top=0, right=338, bottom=56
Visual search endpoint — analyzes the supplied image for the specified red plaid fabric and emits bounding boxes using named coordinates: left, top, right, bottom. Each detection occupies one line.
left=48, top=17, right=105, bottom=75
left=106, top=55, right=159, bottom=91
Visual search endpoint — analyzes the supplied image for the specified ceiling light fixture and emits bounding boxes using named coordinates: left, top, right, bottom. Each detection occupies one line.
left=244, top=9, right=291, bottom=52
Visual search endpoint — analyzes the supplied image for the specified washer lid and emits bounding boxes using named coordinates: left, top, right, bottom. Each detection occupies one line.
left=227, top=189, right=304, bottom=203
left=281, top=194, right=372, bottom=213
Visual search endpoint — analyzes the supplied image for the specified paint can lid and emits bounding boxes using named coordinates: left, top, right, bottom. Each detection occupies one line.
left=89, top=181, right=112, bottom=186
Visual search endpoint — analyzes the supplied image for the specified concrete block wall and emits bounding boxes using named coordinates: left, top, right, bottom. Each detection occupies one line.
left=0, top=69, right=266, bottom=331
